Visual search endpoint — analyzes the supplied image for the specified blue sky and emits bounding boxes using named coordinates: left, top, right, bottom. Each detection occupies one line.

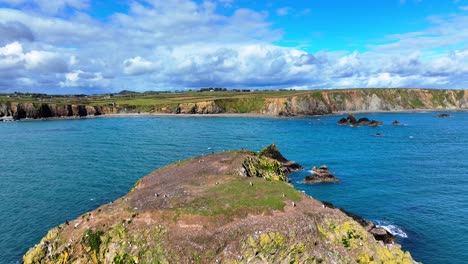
left=0, top=0, right=467, bottom=94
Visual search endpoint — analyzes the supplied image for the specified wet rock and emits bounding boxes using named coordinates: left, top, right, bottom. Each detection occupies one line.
left=305, top=165, right=339, bottom=183
left=438, top=113, right=450, bottom=118
left=322, top=201, right=395, bottom=244
left=370, top=227, right=395, bottom=244
left=391, top=120, right=401, bottom=126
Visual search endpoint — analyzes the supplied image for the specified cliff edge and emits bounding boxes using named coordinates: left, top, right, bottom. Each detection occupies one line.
left=24, top=147, right=417, bottom=263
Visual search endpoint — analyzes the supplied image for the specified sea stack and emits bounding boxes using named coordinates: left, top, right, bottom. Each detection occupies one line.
left=305, top=165, right=339, bottom=183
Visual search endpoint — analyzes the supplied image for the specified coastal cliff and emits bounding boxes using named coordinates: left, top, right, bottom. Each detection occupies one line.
left=163, top=88, right=467, bottom=116
left=24, top=147, right=417, bottom=263
left=0, top=102, right=118, bottom=120
left=1, top=88, right=466, bottom=120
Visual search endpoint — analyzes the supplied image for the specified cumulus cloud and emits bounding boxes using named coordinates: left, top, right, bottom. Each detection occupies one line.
left=0, top=0, right=467, bottom=93
left=123, top=56, right=158, bottom=75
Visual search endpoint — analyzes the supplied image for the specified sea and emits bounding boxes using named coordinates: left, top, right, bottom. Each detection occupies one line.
left=0, top=112, right=467, bottom=263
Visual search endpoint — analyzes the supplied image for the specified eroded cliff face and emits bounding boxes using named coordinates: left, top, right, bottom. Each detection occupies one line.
left=261, top=89, right=467, bottom=116
left=2, top=89, right=466, bottom=120
left=155, top=89, right=468, bottom=116
left=0, top=103, right=118, bottom=120
left=23, top=148, right=417, bottom=264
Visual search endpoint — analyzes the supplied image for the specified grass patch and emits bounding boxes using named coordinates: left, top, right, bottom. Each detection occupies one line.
left=177, top=177, right=301, bottom=218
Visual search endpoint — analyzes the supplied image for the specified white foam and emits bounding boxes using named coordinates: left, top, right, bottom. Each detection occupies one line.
left=375, top=220, right=408, bottom=238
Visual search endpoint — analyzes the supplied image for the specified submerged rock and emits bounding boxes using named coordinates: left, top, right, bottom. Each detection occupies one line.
left=392, top=120, right=402, bottom=126
left=305, top=165, right=339, bottom=183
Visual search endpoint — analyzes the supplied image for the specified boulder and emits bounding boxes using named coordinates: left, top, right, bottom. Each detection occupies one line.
left=391, top=120, right=401, bottom=126
left=438, top=113, right=450, bottom=118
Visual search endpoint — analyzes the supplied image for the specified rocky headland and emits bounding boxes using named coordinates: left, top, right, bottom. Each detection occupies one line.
left=1, top=88, right=467, bottom=121
left=24, top=146, right=417, bottom=264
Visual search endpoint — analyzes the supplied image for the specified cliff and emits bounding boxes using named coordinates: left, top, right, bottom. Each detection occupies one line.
left=0, top=102, right=118, bottom=120
left=1, top=88, right=466, bottom=120
left=161, top=88, right=468, bottom=116
left=24, top=147, right=417, bottom=264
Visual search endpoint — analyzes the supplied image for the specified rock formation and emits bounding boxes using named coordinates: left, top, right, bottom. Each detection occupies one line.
left=259, top=144, right=303, bottom=173
left=322, top=201, right=395, bottom=244
left=305, top=165, right=340, bottom=183
left=337, top=114, right=383, bottom=127
left=23, top=148, right=416, bottom=264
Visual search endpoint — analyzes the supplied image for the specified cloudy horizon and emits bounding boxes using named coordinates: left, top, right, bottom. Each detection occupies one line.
left=0, top=0, right=467, bottom=94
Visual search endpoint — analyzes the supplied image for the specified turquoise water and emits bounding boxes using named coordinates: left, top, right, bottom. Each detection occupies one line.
left=0, top=112, right=467, bottom=263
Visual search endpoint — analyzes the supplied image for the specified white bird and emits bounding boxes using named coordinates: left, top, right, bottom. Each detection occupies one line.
left=282, top=194, right=286, bottom=197
left=292, top=202, right=296, bottom=207
left=249, top=181, right=253, bottom=186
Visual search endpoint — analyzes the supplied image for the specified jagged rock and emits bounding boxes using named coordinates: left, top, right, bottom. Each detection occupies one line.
left=259, top=144, right=303, bottom=173
left=370, top=227, right=395, bottom=244
left=357, top=117, right=370, bottom=125
left=368, top=120, right=383, bottom=127
left=322, top=201, right=396, bottom=244
left=305, top=165, right=339, bottom=183
left=337, top=117, right=348, bottom=125
left=392, top=120, right=401, bottom=125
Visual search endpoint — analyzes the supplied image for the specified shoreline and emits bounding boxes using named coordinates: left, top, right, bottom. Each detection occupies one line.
left=2, top=108, right=467, bottom=122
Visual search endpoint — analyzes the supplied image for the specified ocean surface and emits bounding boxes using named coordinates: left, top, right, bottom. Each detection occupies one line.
left=0, top=112, right=467, bottom=263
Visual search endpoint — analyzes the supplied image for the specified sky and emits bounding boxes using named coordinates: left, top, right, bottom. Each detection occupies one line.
left=0, top=0, right=467, bottom=94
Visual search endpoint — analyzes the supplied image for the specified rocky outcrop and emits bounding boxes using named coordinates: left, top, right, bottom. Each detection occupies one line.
left=337, top=114, right=384, bottom=127
left=259, top=143, right=303, bottom=173
left=305, top=165, right=339, bottom=183
left=322, top=201, right=395, bottom=244
left=174, top=101, right=224, bottom=114
left=23, top=148, right=416, bottom=264
left=438, top=113, right=450, bottom=118
left=0, top=103, right=118, bottom=120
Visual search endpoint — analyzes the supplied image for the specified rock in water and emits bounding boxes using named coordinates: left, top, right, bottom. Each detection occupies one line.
left=392, top=120, right=402, bottom=126
left=305, top=165, right=340, bottom=183
left=438, top=113, right=450, bottom=118
left=23, top=148, right=416, bottom=264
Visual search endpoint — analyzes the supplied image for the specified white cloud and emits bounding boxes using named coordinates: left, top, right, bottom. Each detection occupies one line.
left=123, top=56, right=158, bottom=75
left=59, top=70, right=109, bottom=88
left=0, top=0, right=467, bottom=93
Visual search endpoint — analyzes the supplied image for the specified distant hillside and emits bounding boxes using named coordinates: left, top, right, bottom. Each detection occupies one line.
left=1, top=88, right=466, bottom=120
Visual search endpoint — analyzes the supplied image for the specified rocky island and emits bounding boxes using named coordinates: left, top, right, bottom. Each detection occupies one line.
left=24, top=145, right=416, bottom=264
left=305, top=165, right=340, bottom=183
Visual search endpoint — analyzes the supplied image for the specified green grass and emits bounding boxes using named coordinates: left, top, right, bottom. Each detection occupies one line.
left=177, top=177, right=301, bottom=218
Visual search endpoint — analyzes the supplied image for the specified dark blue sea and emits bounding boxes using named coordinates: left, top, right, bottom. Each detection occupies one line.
left=1, top=112, right=467, bottom=263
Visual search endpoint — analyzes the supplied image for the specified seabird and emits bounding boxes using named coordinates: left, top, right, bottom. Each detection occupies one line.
left=292, top=202, right=296, bottom=207
left=249, top=181, right=253, bottom=186
left=282, top=194, right=286, bottom=197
